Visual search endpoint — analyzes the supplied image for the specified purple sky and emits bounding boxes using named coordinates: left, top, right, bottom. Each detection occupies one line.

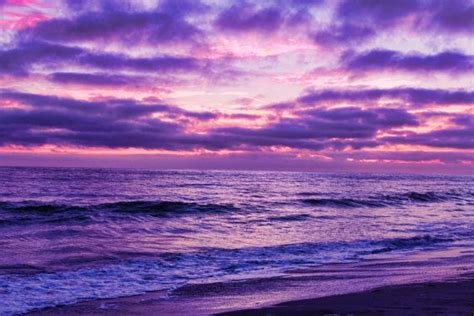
left=0, top=0, right=473, bottom=174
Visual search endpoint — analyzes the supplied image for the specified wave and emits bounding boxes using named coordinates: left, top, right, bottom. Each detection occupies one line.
left=268, top=214, right=312, bottom=222
left=0, top=230, right=468, bottom=315
left=0, top=200, right=240, bottom=223
left=302, top=198, right=387, bottom=208
left=370, top=234, right=453, bottom=254
left=95, top=200, right=239, bottom=215
left=302, top=191, right=467, bottom=208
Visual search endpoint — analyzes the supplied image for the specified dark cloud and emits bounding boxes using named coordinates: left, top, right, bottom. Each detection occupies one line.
left=427, top=0, right=474, bottom=34
left=48, top=72, right=149, bottom=87
left=0, top=41, right=203, bottom=77
left=215, top=3, right=283, bottom=33
left=210, top=106, right=417, bottom=150
left=1, top=90, right=472, bottom=153
left=308, top=0, right=420, bottom=47
left=0, top=41, right=82, bottom=76
left=337, top=0, right=474, bottom=34
left=0, top=91, right=224, bottom=150
left=24, top=1, right=205, bottom=45
left=0, top=90, right=419, bottom=151
left=311, top=23, right=376, bottom=46
left=0, top=91, right=216, bottom=120
left=287, top=0, right=325, bottom=6
left=214, top=0, right=326, bottom=34
left=382, top=114, right=474, bottom=149
left=297, top=88, right=474, bottom=107
left=313, top=0, right=474, bottom=47
left=337, top=0, right=421, bottom=27
left=159, top=0, right=209, bottom=17
left=77, top=52, right=201, bottom=72
left=343, top=49, right=474, bottom=73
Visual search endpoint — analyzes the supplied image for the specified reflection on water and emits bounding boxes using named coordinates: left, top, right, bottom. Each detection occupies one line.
left=0, top=167, right=473, bottom=314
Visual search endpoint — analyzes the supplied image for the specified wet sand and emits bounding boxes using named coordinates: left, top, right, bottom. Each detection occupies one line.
left=219, top=279, right=474, bottom=315
left=29, top=249, right=474, bottom=316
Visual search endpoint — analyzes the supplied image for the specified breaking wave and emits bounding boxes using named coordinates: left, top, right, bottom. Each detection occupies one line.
left=302, top=191, right=468, bottom=208
left=0, top=200, right=240, bottom=223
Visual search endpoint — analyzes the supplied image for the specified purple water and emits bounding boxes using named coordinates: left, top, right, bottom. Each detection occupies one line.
left=0, top=167, right=473, bottom=314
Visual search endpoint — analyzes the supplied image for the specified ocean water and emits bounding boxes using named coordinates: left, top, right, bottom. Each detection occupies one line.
left=0, top=167, right=473, bottom=315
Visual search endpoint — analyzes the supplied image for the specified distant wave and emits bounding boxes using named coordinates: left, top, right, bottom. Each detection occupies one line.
left=0, top=200, right=240, bottom=223
left=302, top=198, right=387, bottom=208
left=268, top=214, right=312, bottom=222
left=302, top=191, right=467, bottom=208
left=95, top=200, right=239, bottom=215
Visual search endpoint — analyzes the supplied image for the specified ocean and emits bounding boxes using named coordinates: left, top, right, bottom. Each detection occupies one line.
left=0, top=167, right=473, bottom=315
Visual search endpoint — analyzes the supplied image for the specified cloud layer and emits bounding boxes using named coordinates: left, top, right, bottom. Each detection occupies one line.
left=0, top=0, right=473, bottom=173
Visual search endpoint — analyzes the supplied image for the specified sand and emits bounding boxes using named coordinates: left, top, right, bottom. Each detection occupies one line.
left=219, top=279, right=474, bottom=315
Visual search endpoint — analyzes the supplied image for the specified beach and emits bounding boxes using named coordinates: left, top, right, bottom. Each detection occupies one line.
left=221, top=279, right=474, bottom=316
left=30, top=247, right=474, bottom=315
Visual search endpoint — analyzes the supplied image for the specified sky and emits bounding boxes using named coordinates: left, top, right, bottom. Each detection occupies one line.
left=0, top=0, right=473, bottom=174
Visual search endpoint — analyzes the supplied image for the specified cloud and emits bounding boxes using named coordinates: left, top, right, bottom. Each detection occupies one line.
left=427, top=0, right=474, bottom=34
left=337, top=0, right=421, bottom=27
left=0, top=91, right=418, bottom=151
left=0, top=91, right=226, bottom=150
left=382, top=114, right=474, bottom=149
left=311, top=23, right=376, bottom=46
left=1, top=90, right=217, bottom=120
left=77, top=52, right=201, bottom=72
left=334, top=150, right=474, bottom=165
left=214, top=0, right=325, bottom=34
left=337, top=0, right=474, bottom=34
left=312, top=0, right=474, bottom=47
left=0, top=41, right=204, bottom=77
left=47, top=72, right=150, bottom=87
left=0, top=89, right=471, bottom=160
left=342, top=49, right=474, bottom=73
left=297, top=88, right=474, bottom=107
left=215, top=3, right=283, bottom=33
left=22, top=1, right=205, bottom=45
left=209, top=106, right=417, bottom=151
left=0, top=41, right=82, bottom=76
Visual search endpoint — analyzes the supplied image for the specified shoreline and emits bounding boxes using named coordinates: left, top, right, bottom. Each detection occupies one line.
left=218, top=278, right=474, bottom=315
left=29, top=248, right=474, bottom=315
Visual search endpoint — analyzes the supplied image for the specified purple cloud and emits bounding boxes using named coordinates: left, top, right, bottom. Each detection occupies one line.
left=209, top=106, right=417, bottom=151
left=77, top=53, right=201, bottom=72
left=297, top=88, right=474, bottom=107
left=0, top=41, right=82, bottom=76
left=215, top=3, right=283, bottom=33
left=24, top=1, right=205, bottom=45
left=337, top=0, right=421, bottom=27
left=48, top=72, right=149, bottom=87
left=428, top=0, right=474, bottom=34
left=313, top=0, right=474, bottom=47
left=0, top=91, right=226, bottom=150
left=311, top=23, right=376, bottom=46
left=0, top=91, right=419, bottom=151
left=343, top=49, right=474, bottom=73
left=0, top=41, right=203, bottom=77
left=382, top=114, right=474, bottom=149
left=0, top=91, right=217, bottom=120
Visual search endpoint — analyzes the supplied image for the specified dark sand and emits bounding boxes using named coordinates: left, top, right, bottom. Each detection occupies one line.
left=29, top=249, right=474, bottom=316
left=219, top=279, right=474, bottom=315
